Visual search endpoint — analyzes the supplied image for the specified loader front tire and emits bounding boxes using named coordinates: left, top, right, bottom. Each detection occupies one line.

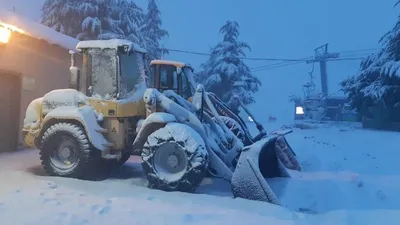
left=141, top=123, right=208, bottom=193
left=40, top=123, right=100, bottom=179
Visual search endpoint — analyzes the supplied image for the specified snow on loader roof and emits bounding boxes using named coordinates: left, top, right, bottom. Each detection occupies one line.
left=0, top=6, right=79, bottom=50
left=150, top=60, right=188, bottom=68
left=76, top=39, right=147, bottom=53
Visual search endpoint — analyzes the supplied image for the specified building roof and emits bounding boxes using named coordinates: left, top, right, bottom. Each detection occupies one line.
left=0, top=7, right=79, bottom=50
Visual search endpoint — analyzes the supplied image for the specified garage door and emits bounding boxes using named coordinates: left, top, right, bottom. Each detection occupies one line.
left=0, top=70, right=21, bottom=153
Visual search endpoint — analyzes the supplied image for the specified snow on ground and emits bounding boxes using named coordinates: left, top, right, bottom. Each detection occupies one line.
left=276, top=124, right=400, bottom=213
left=0, top=150, right=300, bottom=225
left=1, top=124, right=400, bottom=224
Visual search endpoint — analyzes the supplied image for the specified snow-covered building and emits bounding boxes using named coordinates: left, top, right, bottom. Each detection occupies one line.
left=0, top=7, right=80, bottom=152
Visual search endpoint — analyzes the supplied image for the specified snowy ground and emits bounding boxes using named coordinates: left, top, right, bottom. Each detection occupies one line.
left=1, top=123, right=400, bottom=224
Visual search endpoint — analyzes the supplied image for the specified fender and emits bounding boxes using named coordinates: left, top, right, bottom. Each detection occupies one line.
left=40, top=105, right=109, bottom=151
left=22, top=97, right=44, bottom=149
left=132, top=112, right=177, bottom=153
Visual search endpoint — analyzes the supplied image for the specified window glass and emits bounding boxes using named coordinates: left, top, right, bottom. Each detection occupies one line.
left=173, top=72, right=178, bottom=89
left=148, top=65, right=155, bottom=88
left=88, top=48, right=117, bottom=99
left=160, top=68, right=168, bottom=88
left=159, top=65, right=178, bottom=91
left=119, top=52, right=140, bottom=98
left=181, top=72, right=192, bottom=99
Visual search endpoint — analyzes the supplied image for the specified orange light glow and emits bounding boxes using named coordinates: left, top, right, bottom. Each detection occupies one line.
left=0, top=21, right=25, bottom=33
left=0, top=21, right=25, bottom=44
left=0, top=26, right=11, bottom=43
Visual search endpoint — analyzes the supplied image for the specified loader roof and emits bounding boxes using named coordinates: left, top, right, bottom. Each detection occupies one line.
left=150, top=60, right=190, bottom=68
left=76, top=39, right=147, bottom=53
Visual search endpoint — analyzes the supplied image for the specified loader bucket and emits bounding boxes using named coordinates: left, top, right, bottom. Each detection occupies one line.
left=266, top=128, right=301, bottom=171
left=231, top=135, right=292, bottom=205
left=274, top=135, right=301, bottom=171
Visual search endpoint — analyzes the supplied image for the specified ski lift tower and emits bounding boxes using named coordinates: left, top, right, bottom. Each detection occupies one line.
left=306, top=44, right=339, bottom=96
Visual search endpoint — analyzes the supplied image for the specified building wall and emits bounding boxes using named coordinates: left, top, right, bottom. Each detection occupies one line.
left=0, top=32, right=81, bottom=147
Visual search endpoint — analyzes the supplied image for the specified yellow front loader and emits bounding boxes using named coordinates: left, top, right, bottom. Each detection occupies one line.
left=22, top=39, right=301, bottom=206
left=22, top=39, right=148, bottom=178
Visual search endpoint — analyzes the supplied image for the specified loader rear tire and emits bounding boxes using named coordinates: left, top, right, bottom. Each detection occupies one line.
left=40, top=123, right=101, bottom=179
left=141, top=123, right=208, bottom=193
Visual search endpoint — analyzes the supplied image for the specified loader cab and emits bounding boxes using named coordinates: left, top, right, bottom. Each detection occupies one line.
left=71, top=39, right=148, bottom=100
left=148, top=60, right=196, bottom=100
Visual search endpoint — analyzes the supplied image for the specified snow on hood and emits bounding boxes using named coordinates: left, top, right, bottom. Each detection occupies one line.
left=42, top=89, right=88, bottom=115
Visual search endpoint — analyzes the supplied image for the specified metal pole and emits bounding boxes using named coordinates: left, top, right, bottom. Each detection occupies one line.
left=320, top=59, right=328, bottom=95
left=307, top=43, right=339, bottom=96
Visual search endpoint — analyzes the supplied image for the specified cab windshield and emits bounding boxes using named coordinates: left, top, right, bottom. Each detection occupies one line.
left=159, top=64, right=178, bottom=92
left=147, top=64, right=196, bottom=99
left=88, top=48, right=118, bottom=99
left=147, top=64, right=178, bottom=92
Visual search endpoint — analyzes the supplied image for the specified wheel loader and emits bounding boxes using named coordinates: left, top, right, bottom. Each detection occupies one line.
left=22, top=39, right=300, bottom=205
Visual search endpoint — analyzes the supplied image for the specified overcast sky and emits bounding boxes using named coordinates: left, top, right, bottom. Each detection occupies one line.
left=0, top=0, right=397, bottom=121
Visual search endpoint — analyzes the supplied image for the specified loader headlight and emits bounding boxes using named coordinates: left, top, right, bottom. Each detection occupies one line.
left=296, top=106, right=304, bottom=115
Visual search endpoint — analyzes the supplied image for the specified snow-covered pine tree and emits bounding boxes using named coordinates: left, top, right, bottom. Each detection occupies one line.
left=41, top=0, right=143, bottom=41
left=139, top=0, right=169, bottom=59
left=115, top=0, right=144, bottom=44
left=41, top=0, right=83, bottom=37
left=341, top=1, right=400, bottom=122
left=199, top=21, right=261, bottom=105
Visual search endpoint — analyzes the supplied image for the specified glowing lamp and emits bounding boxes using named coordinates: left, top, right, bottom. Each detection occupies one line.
left=295, top=106, right=304, bottom=115
left=0, top=26, right=11, bottom=44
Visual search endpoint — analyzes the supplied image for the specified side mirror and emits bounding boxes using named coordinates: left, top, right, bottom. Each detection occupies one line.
left=123, top=45, right=131, bottom=55
left=176, top=67, right=182, bottom=75
left=192, top=84, right=204, bottom=115
left=69, top=50, right=80, bottom=90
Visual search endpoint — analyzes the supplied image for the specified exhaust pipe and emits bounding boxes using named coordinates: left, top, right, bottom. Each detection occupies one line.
left=69, top=50, right=80, bottom=90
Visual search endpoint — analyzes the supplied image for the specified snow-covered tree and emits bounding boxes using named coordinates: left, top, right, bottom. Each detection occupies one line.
left=139, top=0, right=169, bottom=59
left=198, top=21, right=261, bottom=105
left=78, top=0, right=124, bottom=40
left=41, top=0, right=83, bottom=37
left=116, top=0, right=144, bottom=44
left=41, top=0, right=144, bottom=41
left=341, top=1, right=400, bottom=122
